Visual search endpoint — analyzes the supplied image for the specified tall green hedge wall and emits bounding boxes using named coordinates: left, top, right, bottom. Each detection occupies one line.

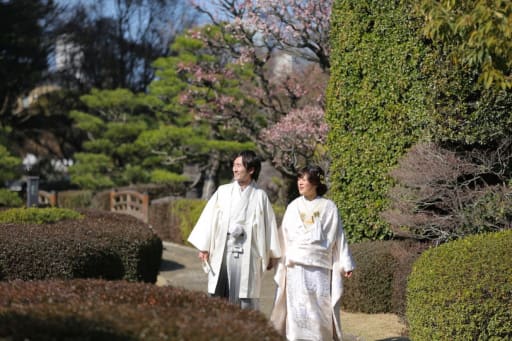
left=327, top=0, right=428, bottom=241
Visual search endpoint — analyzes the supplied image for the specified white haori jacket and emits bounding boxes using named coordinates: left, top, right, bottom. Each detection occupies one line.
left=187, top=181, right=281, bottom=298
left=270, top=196, right=355, bottom=340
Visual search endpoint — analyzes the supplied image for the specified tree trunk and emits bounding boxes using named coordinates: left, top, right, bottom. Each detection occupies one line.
left=201, top=151, right=221, bottom=200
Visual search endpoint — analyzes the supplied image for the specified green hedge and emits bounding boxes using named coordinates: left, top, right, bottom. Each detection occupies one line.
left=56, top=190, right=93, bottom=208
left=327, top=0, right=428, bottom=241
left=407, top=230, right=512, bottom=340
left=0, top=209, right=162, bottom=282
left=171, top=198, right=207, bottom=245
left=0, top=189, right=22, bottom=208
left=0, top=279, right=282, bottom=340
left=0, top=207, right=82, bottom=224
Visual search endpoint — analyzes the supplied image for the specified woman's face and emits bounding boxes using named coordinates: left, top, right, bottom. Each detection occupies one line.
left=297, top=174, right=317, bottom=199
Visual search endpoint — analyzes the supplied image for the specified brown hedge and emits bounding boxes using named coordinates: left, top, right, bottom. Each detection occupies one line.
left=342, top=239, right=429, bottom=316
left=0, top=209, right=162, bottom=282
left=0, top=279, right=283, bottom=340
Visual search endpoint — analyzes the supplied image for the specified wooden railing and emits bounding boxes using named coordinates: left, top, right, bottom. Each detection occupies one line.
left=109, top=190, right=149, bottom=223
left=38, top=190, right=57, bottom=207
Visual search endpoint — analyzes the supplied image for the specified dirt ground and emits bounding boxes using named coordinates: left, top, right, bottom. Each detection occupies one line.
left=341, top=311, right=409, bottom=341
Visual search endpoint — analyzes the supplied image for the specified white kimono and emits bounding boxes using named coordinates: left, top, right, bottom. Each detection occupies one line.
left=187, top=181, right=281, bottom=299
left=270, top=196, right=355, bottom=341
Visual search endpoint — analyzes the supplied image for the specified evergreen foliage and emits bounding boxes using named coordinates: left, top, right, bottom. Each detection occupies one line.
left=0, top=207, right=82, bottom=224
left=170, top=198, right=207, bottom=245
left=0, top=145, right=21, bottom=185
left=421, top=33, right=512, bottom=147
left=68, top=27, right=255, bottom=192
left=56, top=190, right=93, bottom=209
left=0, top=189, right=22, bottom=208
left=407, top=230, right=512, bottom=340
left=327, top=0, right=428, bottom=241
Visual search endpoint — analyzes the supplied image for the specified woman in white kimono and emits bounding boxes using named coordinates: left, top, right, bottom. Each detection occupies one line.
left=270, top=165, right=355, bottom=341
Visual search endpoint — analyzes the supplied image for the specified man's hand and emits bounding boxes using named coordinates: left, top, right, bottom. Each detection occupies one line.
left=198, top=251, right=209, bottom=262
left=343, top=270, right=353, bottom=278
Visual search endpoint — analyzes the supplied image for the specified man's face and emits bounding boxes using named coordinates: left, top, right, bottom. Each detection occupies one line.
left=233, top=156, right=253, bottom=185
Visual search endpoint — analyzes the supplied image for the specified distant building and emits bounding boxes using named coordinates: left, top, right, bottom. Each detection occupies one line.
left=55, top=34, right=84, bottom=81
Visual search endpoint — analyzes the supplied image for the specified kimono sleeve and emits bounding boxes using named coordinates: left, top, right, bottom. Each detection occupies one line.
left=263, top=194, right=282, bottom=260
left=187, top=191, right=219, bottom=251
left=331, top=204, right=355, bottom=273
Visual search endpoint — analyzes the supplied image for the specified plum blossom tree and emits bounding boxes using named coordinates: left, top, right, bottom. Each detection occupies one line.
left=260, top=105, right=328, bottom=176
left=192, top=0, right=332, bottom=69
left=188, top=0, right=333, bottom=174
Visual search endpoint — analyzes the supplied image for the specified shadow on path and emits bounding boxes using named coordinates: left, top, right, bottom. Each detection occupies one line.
left=159, top=259, right=184, bottom=272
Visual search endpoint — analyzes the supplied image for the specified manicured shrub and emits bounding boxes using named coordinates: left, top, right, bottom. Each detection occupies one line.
left=171, top=198, right=207, bottom=245
left=342, top=239, right=428, bottom=316
left=407, top=230, right=512, bottom=340
left=327, top=0, right=428, bottom=241
left=0, top=209, right=162, bottom=282
left=0, top=207, right=82, bottom=224
left=57, top=190, right=93, bottom=208
left=0, top=279, right=282, bottom=340
left=0, top=189, right=22, bottom=208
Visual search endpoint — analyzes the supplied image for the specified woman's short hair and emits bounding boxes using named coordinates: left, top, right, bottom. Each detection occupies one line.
left=234, top=150, right=262, bottom=181
left=298, top=165, right=328, bottom=196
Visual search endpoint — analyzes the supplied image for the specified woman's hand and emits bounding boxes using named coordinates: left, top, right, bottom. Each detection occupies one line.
left=266, top=257, right=279, bottom=270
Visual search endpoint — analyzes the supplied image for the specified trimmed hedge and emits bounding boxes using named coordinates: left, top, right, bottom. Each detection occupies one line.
left=407, top=230, right=512, bottom=340
left=0, top=209, right=162, bottom=282
left=172, top=198, right=208, bottom=245
left=0, top=189, right=22, bottom=208
left=327, top=0, right=428, bottom=241
left=56, top=190, right=93, bottom=209
left=342, top=239, right=428, bottom=316
left=0, top=279, right=282, bottom=340
left=0, top=207, right=82, bottom=224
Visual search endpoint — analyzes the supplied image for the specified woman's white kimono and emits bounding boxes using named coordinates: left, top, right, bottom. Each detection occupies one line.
left=270, top=196, right=355, bottom=341
left=187, top=181, right=281, bottom=299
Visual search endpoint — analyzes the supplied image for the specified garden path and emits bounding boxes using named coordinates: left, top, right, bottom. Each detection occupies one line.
left=156, top=241, right=409, bottom=341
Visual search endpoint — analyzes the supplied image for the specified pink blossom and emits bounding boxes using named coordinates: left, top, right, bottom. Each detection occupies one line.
left=260, top=105, right=328, bottom=168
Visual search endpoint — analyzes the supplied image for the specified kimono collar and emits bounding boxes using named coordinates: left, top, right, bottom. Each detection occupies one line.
left=236, top=180, right=256, bottom=192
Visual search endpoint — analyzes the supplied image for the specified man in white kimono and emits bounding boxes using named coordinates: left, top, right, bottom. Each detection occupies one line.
left=188, top=150, right=281, bottom=310
left=270, top=165, right=355, bottom=341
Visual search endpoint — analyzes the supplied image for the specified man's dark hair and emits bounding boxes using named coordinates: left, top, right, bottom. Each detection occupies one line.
left=234, top=150, right=262, bottom=181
